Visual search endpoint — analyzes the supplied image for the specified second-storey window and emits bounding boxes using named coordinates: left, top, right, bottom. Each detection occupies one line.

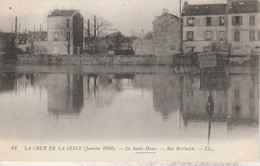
left=249, top=16, right=255, bottom=26
left=205, top=31, right=212, bottom=41
left=206, top=17, right=211, bottom=26
left=219, top=31, right=225, bottom=41
left=234, top=30, right=240, bottom=41
left=187, top=31, right=194, bottom=41
left=54, top=32, right=58, bottom=41
left=250, top=31, right=255, bottom=41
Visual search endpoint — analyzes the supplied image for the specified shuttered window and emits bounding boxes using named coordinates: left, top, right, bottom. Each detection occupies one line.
left=232, top=16, right=242, bottom=26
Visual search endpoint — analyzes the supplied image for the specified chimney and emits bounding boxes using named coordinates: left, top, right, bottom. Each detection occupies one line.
left=15, top=16, right=18, bottom=36
left=141, top=29, right=144, bottom=40
left=227, top=0, right=232, bottom=8
left=162, top=9, right=169, bottom=14
left=183, top=1, right=188, bottom=13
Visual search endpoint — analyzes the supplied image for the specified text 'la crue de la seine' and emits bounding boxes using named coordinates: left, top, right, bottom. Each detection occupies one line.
left=12, top=145, right=214, bottom=153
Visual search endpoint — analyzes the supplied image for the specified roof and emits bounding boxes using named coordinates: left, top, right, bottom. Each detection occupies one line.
left=228, top=0, right=260, bottom=13
left=153, top=12, right=179, bottom=24
left=48, top=9, right=79, bottom=17
left=182, top=4, right=227, bottom=16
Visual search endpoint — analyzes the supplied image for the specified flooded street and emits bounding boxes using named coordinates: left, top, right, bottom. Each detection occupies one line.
left=0, top=65, right=258, bottom=146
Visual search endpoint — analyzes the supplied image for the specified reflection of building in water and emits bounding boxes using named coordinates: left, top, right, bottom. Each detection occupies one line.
left=179, top=66, right=259, bottom=127
left=133, top=74, right=153, bottom=89
left=152, top=73, right=181, bottom=120
left=46, top=74, right=83, bottom=115
left=0, top=72, right=17, bottom=92
left=180, top=71, right=229, bottom=125
left=227, top=72, right=259, bottom=124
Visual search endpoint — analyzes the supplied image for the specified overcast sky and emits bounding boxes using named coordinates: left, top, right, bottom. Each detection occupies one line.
left=0, top=0, right=226, bottom=36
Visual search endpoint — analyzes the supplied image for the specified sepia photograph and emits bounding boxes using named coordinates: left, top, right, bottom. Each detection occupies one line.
left=0, top=0, right=259, bottom=163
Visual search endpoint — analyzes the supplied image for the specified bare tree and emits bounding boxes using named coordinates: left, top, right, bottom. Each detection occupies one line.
left=57, top=18, right=73, bottom=55
left=84, top=16, right=116, bottom=54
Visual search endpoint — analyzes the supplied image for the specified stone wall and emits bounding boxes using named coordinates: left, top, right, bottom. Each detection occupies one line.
left=153, top=12, right=181, bottom=56
left=133, top=39, right=154, bottom=55
left=18, top=54, right=176, bottom=65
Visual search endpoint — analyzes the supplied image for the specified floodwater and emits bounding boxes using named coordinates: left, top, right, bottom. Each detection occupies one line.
left=0, top=65, right=259, bottom=145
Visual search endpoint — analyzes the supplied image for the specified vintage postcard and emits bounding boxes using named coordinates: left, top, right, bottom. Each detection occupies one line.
left=0, top=0, right=259, bottom=163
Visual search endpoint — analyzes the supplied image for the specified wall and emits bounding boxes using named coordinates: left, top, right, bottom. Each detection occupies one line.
left=47, top=16, right=73, bottom=54
left=72, top=12, right=84, bottom=54
left=133, top=39, right=154, bottom=55
left=34, top=41, right=68, bottom=55
left=153, top=13, right=181, bottom=56
left=17, top=54, right=175, bottom=65
left=183, top=15, right=227, bottom=53
left=227, top=13, right=260, bottom=55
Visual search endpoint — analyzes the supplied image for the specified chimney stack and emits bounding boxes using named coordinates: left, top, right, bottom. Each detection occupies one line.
left=15, top=16, right=18, bottom=36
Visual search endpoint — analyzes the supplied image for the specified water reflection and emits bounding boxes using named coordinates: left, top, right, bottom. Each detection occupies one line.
left=0, top=65, right=258, bottom=142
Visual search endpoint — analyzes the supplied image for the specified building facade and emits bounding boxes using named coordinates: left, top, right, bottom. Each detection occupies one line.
left=182, top=2, right=228, bottom=53
left=153, top=9, right=181, bottom=56
left=227, top=0, right=260, bottom=55
left=41, top=9, right=84, bottom=55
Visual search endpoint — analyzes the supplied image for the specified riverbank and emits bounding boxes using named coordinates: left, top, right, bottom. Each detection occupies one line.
left=13, top=53, right=260, bottom=66
left=17, top=54, right=177, bottom=65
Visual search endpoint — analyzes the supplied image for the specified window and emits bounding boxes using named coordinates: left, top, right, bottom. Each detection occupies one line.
left=206, top=17, right=211, bottom=26
left=205, top=31, right=212, bottom=41
left=250, top=89, right=254, bottom=99
left=185, top=46, right=195, bottom=53
left=232, top=16, right=242, bottom=26
left=219, top=31, right=225, bottom=41
left=187, top=17, right=194, bottom=26
left=250, top=31, right=255, bottom=41
left=258, top=30, right=260, bottom=41
left=203, top=46, right=211, bottom=52
left=54, top=32, right=58, bottom=41
left=249, top=16, right=255, bottom=26
left=234, top=30, right=240, bottom=41
left=234, top=89, right=240, bottom=99
left=219, top=16, right=225, bottom=26
left=187, top=31, right=194, bottom=41
left=54, top=46, right=59, bottom=54
left=234, top=47, right=240, bottom=54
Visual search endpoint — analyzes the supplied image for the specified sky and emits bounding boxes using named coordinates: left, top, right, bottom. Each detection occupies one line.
left=0, top=0, right=226, bottom=36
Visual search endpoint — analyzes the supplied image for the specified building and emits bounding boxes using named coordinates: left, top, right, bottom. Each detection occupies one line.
left=182, top=2, right=227, bottom=53
left=153, top=9, right=181, bottom=56
left=133, top=9, right=181, bottom=56
left=35, top=9, right=84, bottom=55
left=227, top=0, right=260, bottom=55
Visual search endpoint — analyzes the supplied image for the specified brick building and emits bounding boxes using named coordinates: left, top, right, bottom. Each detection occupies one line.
left=182, top=2, right=227, bottom=53
left=227, top=0, right=260, bottom=55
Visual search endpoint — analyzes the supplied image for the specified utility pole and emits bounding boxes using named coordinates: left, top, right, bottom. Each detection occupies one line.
left=94, top=15, right=97, bottom=54
left=87, top=19, right=90, bottom=38
left=179, top=0, right=183, bottom=54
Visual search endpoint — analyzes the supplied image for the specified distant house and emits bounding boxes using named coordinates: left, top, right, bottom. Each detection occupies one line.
left=153, top=9, right=181, bottom=56
left=227, top=0, right=260, bottom=55
left=35, top=9, right=84, bottom=55
left=182, top=2, right=227, bottom=53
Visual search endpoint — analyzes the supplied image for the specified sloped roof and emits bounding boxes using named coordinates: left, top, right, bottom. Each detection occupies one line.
left=182, top=4, right=227, bottom=16
left=48, top=9, right=79, bottom=17
left=228, top=0, right=260, bottom=13
left=153, top=12, right=179, bottom=24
